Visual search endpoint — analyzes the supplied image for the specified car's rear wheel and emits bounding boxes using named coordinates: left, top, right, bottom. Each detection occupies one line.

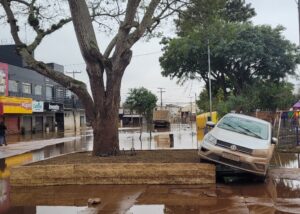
left=255, top=175, right=266, bottom=183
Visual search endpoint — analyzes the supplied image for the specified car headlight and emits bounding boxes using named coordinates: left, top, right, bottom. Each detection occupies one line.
left=204, top=133, right=217, bottom=145
left=252, top=149, right=269, bottom=158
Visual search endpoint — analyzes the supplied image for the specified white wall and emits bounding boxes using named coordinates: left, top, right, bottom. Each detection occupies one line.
left=64, top=110, right=86, bottom=131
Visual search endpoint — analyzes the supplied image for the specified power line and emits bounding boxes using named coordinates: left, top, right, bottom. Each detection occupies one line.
left=63, top=51, right=162, bottom=67
left=133, top=51, right=161, bottom=57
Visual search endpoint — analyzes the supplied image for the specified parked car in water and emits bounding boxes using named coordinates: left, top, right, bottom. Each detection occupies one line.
left=198, top=113, right=277, bottom=176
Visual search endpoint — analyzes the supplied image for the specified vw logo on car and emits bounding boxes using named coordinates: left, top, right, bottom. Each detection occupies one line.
left=230, top=145, right=237, bottom=151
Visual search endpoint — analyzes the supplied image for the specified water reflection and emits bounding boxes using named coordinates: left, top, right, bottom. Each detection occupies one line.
left=0, top=134, right=93, bottom=213
left=119, top=123, right=198, bottom=150
left=126, top=205, right=164, bottom=214
left=0, top=177, right=9, bottom=213
left=6, top=128, right=92, bottom=145
left=271, top=152, right=300, bottom=169
left=36, top=206, right=88, bottom=214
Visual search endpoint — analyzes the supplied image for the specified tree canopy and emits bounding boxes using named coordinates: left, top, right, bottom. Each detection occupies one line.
left=175, top=0, right=256, bottom=36
left=160, top=22, right=300, bottom=97
left=160, top=0, right=300, bottom=113
left=125, top=87, right=158, bottom=122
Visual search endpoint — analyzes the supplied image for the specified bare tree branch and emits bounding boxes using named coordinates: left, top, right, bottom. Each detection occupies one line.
left=68, top=0, right=104, bottom=65
left=104, top=35, right=118, bottom=58
left=1, top=0, right=24, bottom=45
left=28, top=18, right=72, bottom=52
left=114, top=0, right=141, bottom=51
left=127, top=0, right=161, bottom=47
left=11, top=0, right=30, bottom=7
left=0, top=0, right=95, bottom=120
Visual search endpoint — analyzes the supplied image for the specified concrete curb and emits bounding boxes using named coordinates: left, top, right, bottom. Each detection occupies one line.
left=10, top=163, right=215, bottom=186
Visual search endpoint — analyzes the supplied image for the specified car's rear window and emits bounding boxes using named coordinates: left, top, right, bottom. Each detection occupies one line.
left=217, top=116, right=269, bottom=140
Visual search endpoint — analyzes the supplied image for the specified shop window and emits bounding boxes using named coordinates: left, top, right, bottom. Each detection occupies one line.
left=9, top=80, right=18, bottom=92
left=56, top=88, right=64, bottom=98
left=34, top=85, right=42, bottom=95
left=46, top=85, right=53, bottom=100
left=65, top=89, right=72, bottom=99
left=22, top=83, right=31, bottom=94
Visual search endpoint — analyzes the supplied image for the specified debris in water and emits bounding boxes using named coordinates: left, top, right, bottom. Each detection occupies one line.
left=88, top=198, right=101, bottom=206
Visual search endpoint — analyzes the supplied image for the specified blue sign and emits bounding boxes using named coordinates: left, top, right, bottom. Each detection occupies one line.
left=32, top=101, right=44, bottom=112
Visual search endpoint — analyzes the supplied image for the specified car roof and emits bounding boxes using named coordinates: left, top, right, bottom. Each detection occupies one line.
left=223, top=113, right=271, bottom=125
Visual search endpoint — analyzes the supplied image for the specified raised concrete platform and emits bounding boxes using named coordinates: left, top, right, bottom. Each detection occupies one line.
left=10, top=163, right=215, bottom=186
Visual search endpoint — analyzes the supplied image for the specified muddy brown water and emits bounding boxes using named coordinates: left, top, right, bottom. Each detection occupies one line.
left=1, top=124, right=300, bottom=213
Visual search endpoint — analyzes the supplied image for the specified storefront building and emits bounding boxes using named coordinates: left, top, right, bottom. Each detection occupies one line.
left=32, top=101, right=64, bottom=132
left=0, top=96, right=32, bottom=134
left=0, top=45, right=86, bottom=134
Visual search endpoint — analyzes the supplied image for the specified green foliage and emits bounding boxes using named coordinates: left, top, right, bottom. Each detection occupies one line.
left=224, top=0, right=256, bottom=22
left=161, top=0, right=299, bottom=115
left=175, top=0, right=256, bottom=36
left=124, top=87, right=158, bottom=122
left=196, top=89, right=210, bottom=112
left=160, top=22, right=300, bottom=96
left=197, top=82, right=296, bottom=116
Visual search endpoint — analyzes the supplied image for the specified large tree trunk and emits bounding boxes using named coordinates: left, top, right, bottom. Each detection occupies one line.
left=92, top=108, right=119, bottom=156
left=91, top=64, right=125, bottom=156
left=92, top=90, right=121, bottom=156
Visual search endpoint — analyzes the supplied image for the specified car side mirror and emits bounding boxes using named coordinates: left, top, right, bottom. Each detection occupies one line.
left=206, top=121, right=215, bottom=128
left=271, top=137, right=278, bottom=145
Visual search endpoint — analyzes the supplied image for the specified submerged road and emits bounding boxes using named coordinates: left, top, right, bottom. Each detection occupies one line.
left=0, top=129, right=93, bottom=159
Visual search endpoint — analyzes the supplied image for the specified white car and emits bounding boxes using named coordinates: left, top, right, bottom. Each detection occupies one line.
left=198, top=113, right=277, bottom=176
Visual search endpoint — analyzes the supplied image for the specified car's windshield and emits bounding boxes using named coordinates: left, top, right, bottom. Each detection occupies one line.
left=217, top=116, right=269, bottom=140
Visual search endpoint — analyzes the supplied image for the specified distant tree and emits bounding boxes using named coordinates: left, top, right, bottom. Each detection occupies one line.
left=0, top=0, right=187, bottom=156
left=125, top=87, right=158, bottom=126
left=197, top=81, right=296, bottom=115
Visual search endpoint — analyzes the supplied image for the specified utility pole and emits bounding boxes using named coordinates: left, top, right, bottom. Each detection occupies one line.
left=66, top=70, right=82, bottom=79
left=157, top=87, right=166, bottom=109
left=298, top=0, right=300, bottom=46
left=208, top=40, right=212, bottom=121
left=190, top=96, right=193, bottom=124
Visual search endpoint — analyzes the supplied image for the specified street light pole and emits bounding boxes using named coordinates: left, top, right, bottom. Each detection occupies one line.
left=298, top=0, right=300, bottom=46
left=208, top=40, right=212, bottom=121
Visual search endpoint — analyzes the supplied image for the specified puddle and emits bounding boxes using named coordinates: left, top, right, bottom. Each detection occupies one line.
left=126, top=205, right=165, bottom=214
left=271, top=152, right=300, bottom=168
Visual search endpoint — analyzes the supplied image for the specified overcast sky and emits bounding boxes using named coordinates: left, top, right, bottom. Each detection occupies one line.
left=0, top=0, right=299, bottom=106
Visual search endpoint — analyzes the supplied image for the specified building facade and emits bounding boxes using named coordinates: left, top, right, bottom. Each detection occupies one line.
left=0, top=45, right=85, bottom=134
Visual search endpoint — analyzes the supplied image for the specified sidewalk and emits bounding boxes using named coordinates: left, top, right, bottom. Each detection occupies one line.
left=0, top=129, right=93, bottom=159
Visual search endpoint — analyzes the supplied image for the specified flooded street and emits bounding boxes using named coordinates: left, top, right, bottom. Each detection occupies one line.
left=1, top=124, right=300, bottom=213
